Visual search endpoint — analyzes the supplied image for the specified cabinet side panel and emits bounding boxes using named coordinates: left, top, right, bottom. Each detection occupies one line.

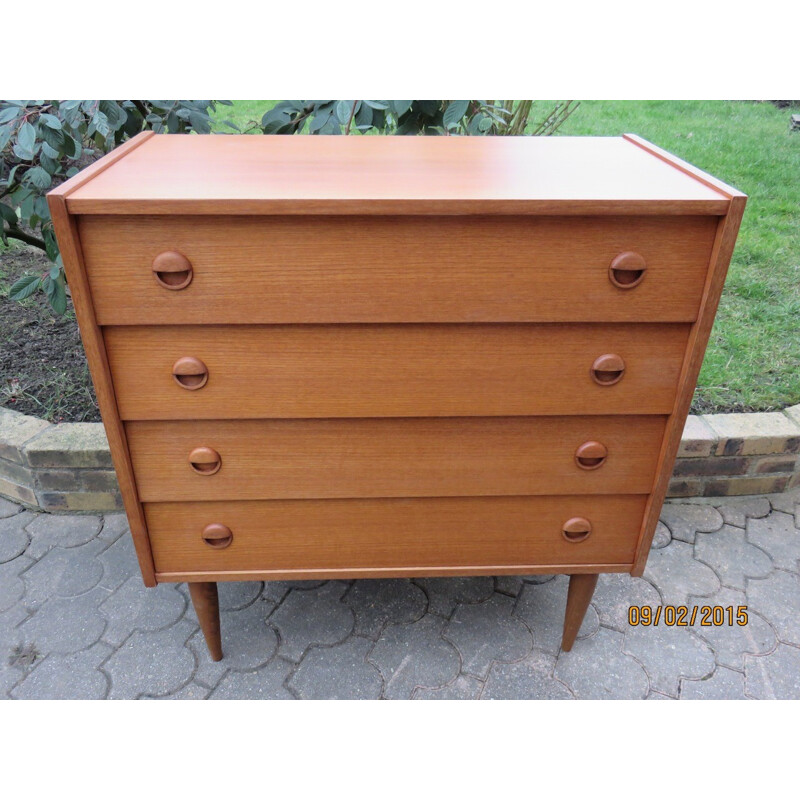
left=47, top=195, right=157, bottom=586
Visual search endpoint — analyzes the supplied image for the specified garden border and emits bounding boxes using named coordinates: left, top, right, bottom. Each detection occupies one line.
left=1, top=404, right=799, bottom=513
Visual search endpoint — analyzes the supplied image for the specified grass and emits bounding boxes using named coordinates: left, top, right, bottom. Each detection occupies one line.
left=193, top=102, right=798, bottom=412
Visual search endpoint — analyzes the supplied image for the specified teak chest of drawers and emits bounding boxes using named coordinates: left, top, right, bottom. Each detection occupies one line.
left=49, top=132, right=745, bottom=661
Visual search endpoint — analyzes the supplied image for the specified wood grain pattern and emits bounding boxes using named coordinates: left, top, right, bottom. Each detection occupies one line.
left=78, top=215, right=717, bottom=325
left=61, top=134, right=730, bottom=215
left=145, top=495, right=647, bottom=573
left=104, top=323, right=690, bottom=420
left=126, top=416, right=667, bottom=501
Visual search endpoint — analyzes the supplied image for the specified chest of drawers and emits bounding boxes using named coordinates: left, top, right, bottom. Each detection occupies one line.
left=48, top=132, right=745, bottom=662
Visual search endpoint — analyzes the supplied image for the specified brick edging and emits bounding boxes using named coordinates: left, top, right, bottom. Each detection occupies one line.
left=2, top=405, right=800, bottom=513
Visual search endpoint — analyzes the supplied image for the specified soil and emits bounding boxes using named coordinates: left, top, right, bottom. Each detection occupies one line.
left=0, top=245, right=100, bottom=422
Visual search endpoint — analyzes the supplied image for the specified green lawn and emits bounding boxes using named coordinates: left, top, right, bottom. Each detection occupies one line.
left=210, top=101, right=800, bottom=413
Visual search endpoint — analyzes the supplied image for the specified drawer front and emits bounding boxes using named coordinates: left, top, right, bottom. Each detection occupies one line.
left=128, top=416, right=666, bottom=501
left=105, top=323, right=690, bottom=419
left=146, top=495, right=646, bottom=574
left=79, top=215, right=716, bottom=325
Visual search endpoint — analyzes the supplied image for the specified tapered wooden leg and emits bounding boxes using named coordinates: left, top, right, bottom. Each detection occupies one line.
left=189, top=581, right=223, bottom=661
left=561, top=573, right=599, bottom=652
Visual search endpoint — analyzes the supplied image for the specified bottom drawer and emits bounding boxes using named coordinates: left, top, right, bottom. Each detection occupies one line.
left=146, top=495, right=646, bottom=576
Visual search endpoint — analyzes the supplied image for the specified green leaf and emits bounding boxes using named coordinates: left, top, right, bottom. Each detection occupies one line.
left=40, top=123, right=65, bottom=151
left=46, top=275, right=67, bottom=315
left=39, top=113, right=62, bottom=129
left=12, top=142, right=34, bottom=161
left=26, top=166, right=52, bottom=189
left=478, top=116, right=493, bottom=132
left=17, top=120, right=36, bottom=152
left=443, top=100, right=470, bottom=129
left=0, top=203, right=17, bottom=224
left=390, top=100, right=413, bottom=117
left=336, top=101, right=353, bottom=125
left=363, top=100, right=389, bottom=110
left=0, top=106, right=19, bottom=124
left=9, top=274, right=41, bottom=301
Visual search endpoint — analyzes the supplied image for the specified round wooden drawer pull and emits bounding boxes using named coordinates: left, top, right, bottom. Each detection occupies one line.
left=189, top=446, right=222, bottom=475
left=609, top=251, right=647, bottom=289
left=152, top=251, right=193, bottom=290
left=575, top=441, right=608, bottom=470
left=562, top=517, right=592, bottom=543
left=202, top=523, right=233, bottom=549
left=172, top=356, right=208, bottom=390
left=591, top=353, right=625, bottom=386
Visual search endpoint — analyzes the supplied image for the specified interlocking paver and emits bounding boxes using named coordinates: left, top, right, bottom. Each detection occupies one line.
left=714, top=495, right=771, bottom=528
left=270, top=581, right=353, bottom=662
left=413, top=674, right=483, bottom=700
left=0, top=555, right=33, bottom=613
left=444, top=593, right=532, bottom=679
left=209, top=602, right=278, bottom=672
left=659, top=503, right=723, bottom=543
left=370, top=615, right=461, bottom=700
left=644, top=540, right=719, bottom=606
left=0, top=512, right=34, bottom=562
left=515, top=576, right=598, bottom=656
left=555, top=628, right=648, bottom=699
left=97, top=532, right=139, bottom=591
left=592, top=573, right=662, bottom=632
left=623, top=625, right=715, bottom=698
left=289, top=637, right=382, bottom=699
left=481, top=650, right=573, bottom=699
left=746, top=570, right=800, bottom=646
left=187, top=628, right=229, bottom=688
left=25, top=513, right=101, bottom=559
left=100, top=577, right=186, bottom=647
left=11, top=641, right=112, bottom=700
left=494, top=576, right=525, bottom=596
left=209, top=657, right=295, bottom=699
left=147, top=681, right=210, bottom=700
left=22, top=538, right=105, bottom=608
left=0, top=498, right=22, bottom=518
left=415, top=576, right=494, bottom=617
left=646, top=691, right=674, bottom=700
left=694, top=525, right=773, bottom=590
left=689, top=586, right=776, bottom=670
left=746, top=511, right=800, bottom=572
left=344, top=579, right=427, bottom=639
left=765, top=487, right=800, bottom=517
left=97, top=513, right=129, bottom=543
left=218, top=581, right=264, bottom=611
left=652, top=521, right=672, bottom=549
left=680, top=666, right=747, bottom=700
left=0, top=605, right=28, bottom=696
left=744, top=643, right=800, bottom=700
left=261, top=579, right=325, bottom=604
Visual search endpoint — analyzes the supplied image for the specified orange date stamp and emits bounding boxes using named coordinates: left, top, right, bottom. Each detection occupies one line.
left=628, top=605, right=748, bottom=627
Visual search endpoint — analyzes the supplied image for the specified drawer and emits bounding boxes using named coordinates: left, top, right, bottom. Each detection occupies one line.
left=79, top=215, right=717, bottom=325
left=145, top=495, right=647, bottom=575
left=105, top=323, right=690, bottom=420
left=127, top=416, right=667, bottom=501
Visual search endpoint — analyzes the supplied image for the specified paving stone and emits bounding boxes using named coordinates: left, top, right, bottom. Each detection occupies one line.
left=659, top=503, right=723, bottom=543
left=18, top=587, right=107, bottom=655
left=105, top=619, right=195, bottom=699
left=747, top=570, right=800, bottom=646
left=522, top=575, right=557, bottom=585
left=99, top=577, right=186, bottom=647
left=414, top=576, right=494, bottom=617
left=0, top=511, right=35, bottom=562
left=22, top=538, right=105, bottom=608
left=11, top=641, right=112, bottom=700
left=494, top=576, right=526, bottom=596
left=25, top=513, right=102, bottom=559
left=210, top=602, right=278, bottom=672
left=592, top=573, right=662, bottom=632
left=688, top=586, right=776, bottom=670
left=714, top=495, right=771, bottom=528
left=680, top=666, right=748, bottom=700
left=210, top=657, right=295, bottom=699
left=270, top=581, right=353, bottom=662
left=515, top=576, right=599, bottom=656
left=651, top=521, right=672, bottom=549
left=98, top=532, right=139, bottom=590
left=644, top=540, right=719, bottom=606
left=694, top=525, right=773, bottom=590
left=646, top=691, right=674, bottom=700
left=413, top=674, right=484, bottom=700
left=747, top=511, right=800, bottom=572
left=344, top=579, right=427, bottom=639
left=623, top=625, right=715, bottom=697
left=98, top=513, right=129, bottom=543
left=0, top=555, right=33, bottom=614
left=744, top=643, right=800, bottom=700
left=261, top=579, right=325, bottom=604
left=765, top=487, right=800, bottom=519
left=370, top=615, right=461, bottom=700
left=445, top=593, right=532, bottom=679
left=0, top=498, right=22, bottom=518
left=482, top=650, right=573, bottom=700
left=146, top=681, right=210, bottom=700
left=218, top=581, right=264, bottom=611
left=555, top=628, right=648, bottom=699
left=186, top=628, right=229, bottom=689
left=0, top=605, right=28, bottom=697
left=289, top=637, right=382, bottom=699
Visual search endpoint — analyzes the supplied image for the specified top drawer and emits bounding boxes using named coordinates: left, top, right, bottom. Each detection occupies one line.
left=78, top=215, right=717, bottom=325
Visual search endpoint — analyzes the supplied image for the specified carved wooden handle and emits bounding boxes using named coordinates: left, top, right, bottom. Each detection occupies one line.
left=591, top=353, right=626, bottom=386
left=609, top=251, right=647, bottom=289
left=201, top=523, right=233, bottom=549
left=189, top=446, right=222, bottom=475
left=152, top=251, right=193, bottom=290
left=562, top=517, right=592, bottom=543
left=172, top=356, right=208, bottom=390
left=575, top=441, right=608, bottom=470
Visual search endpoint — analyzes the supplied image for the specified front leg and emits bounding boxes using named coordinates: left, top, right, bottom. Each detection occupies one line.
left=561, top=573, right=599, bottom=652
left=189, top=581, right=223, bottom=661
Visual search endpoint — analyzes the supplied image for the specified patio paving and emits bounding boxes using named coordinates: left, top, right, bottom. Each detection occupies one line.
left=1, top=489, right=798, bottom=700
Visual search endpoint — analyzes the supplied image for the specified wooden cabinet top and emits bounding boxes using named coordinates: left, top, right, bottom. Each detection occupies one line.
left=54, top=131, right=742, bottom=216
